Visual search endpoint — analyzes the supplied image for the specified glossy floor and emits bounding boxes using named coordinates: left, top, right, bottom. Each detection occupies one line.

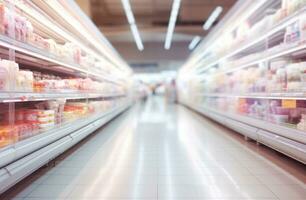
left=1, top=96, right=306, bottom=200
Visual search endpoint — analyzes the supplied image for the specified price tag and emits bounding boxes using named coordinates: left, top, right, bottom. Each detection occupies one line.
left=282, top=99, right=296, bottom=108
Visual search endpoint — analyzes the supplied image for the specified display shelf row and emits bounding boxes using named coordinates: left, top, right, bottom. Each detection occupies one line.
left=0, top=0, right=131, bottom=87
left=196, top=42, right=306, bottom=82
left=203, top=104, right=306, bottom=144
left=0, top=102, right=130, bottom=168
left=195, top=4, right=306, bottom=73
left=0, top=34, right=123, bottom=86
left=0, top=92, right=126, bottom=103
left=0, top=0, right=133, bottom=194
left=0, top=97, right=129, bottom=150
left=197, top=92, right=306, bottom=100
left=178, top=0, right=306, bottom=164
left=192, top=95, right=306, bottom=133
left=208, top=42, right=306, bottom=77
left=0, top=102, right=131, bottom=194
left=0, top=56, right=128, bottom=98
left=27, top=0, right=128, bottom=73
left=193, top=56, right=306, bottom=96
left=182, top=101, right=306, bottom=164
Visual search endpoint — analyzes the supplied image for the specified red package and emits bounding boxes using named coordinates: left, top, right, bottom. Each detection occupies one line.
left=24, top=110, right=39, bottom=123
left=15, top=109, right=25, bottom=122
left=0, top=125, right=17, bottom=147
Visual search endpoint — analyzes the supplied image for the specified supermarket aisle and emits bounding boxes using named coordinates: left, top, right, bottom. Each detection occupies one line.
left=2, top=96, right=306, bottom=200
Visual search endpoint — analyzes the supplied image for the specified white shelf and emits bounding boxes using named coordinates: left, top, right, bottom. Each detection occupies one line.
left=195, top=6, right=306, bottom=73
left=220, top=42, right=306, bottom=75
left=192, top=104, right=306, bottom=144
left=0, top=102, right=131, bottom=169
left=197, top=92, right=306, bottom=100
left=0, top=35, right=124, bottom=86
left=0, top=91, right=126, bottom=103
left=182, top=101, right=306, bottom=164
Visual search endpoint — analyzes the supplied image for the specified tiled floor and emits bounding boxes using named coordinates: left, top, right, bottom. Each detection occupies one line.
left=1, top=96, right=306, bottom=200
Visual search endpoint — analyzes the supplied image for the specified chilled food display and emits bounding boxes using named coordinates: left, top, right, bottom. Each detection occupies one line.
left=178, top=0, right=306, bottom=164
left=201, top=0, right=306, bottom=67
left=0, top=97, right=127, bottom=149
left=0, top=0, right=120, bottom=75
left=0, top=58, right=126, bottom=94
left=196, top=97, right=306, bottom=131
left=200, top=60, right=306, bottom=94
left=0, top=0, right=132, bottom=194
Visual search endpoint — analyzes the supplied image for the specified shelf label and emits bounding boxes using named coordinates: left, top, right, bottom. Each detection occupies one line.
left=282, top=99, right=296, bottom=108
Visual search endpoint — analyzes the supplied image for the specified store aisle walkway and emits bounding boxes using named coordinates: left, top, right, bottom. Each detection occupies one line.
left=2, top=96, right=306, bottom=200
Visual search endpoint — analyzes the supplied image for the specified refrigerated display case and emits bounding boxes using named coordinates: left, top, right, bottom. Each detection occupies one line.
left=178, top=0, right=306, bottom=163
left=0, top=0, right=133, bottom=193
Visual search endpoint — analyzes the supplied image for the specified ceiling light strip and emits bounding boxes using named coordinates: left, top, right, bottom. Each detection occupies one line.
left=130, top=24, right=144, bottom=51
left=164, top=0, right=181, bottom=50
left=121, top=0, right=144, bottom=51
left=203, top=6, right=223, bottom=30
left=188, top=36, right=201, bottom=50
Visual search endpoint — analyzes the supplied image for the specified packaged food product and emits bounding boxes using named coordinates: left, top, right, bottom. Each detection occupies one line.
left=37, top=116, right=55, bottom=123
left=0, top=129, right=12, bottom=148
left=24, top=109, right=39, bottom=123
left=0, top=125, right=17, bottom=147
left=0, top=60, right=9, bottom=91
left=38, top=122, right=55, bottom=130
left=45, top=39, right=58, bottom=54
left=16, top=70, right=33, bottom=91
left=37, top=110, right=55, bottom=118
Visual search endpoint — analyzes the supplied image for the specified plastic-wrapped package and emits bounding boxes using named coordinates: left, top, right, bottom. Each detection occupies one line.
left=0, top=60, right=10, bottom=91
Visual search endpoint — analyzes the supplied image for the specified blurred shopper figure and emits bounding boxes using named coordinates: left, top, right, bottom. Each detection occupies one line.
left=166, top=79, right=177, bottom=103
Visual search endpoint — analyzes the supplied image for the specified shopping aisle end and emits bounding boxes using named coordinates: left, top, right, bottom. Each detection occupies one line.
left=1, top=96, right=306, bottom=200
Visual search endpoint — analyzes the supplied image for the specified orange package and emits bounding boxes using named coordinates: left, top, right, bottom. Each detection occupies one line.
left=0, top=125, right=18, bottom=148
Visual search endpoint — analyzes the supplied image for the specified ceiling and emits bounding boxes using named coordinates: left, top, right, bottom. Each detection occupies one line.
left=76, top=0, right=237, bottom=72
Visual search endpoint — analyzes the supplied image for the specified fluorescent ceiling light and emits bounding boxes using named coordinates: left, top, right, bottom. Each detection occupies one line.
left=164, top=0, right=181, bottom=50
left=188, top=36, right=201, bottom=50
left=203, top=6, right=223, bottom=30
left=121, top=0, right=135, bottom=24
left=121, top=0, right=144, bottom=51
left=131, top=24, right=144, bottom=51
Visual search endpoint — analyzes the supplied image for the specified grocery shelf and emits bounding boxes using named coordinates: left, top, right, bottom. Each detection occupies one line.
left=0, top=92, right=126, bottom=103
left=197, top=105, right=306, bottom=144
left=178, top=1, right=306, bottom=164
left=30, top=0, right=126, bottom=72
left=195, top=6, right=306, bottom=73
left=16, top=0, right=130, bottom=74
left=0, top=103, right=129, bottom=167
left=0, top=0, right=134, bottom=195
left=0, top=35, right=124, bottom=86
left=197, top=92, right=306, bottom=100
left=0, top=102, right=131, bottom=193
left=221, top=43, right=306, bottom=75
left=197, top=41, right=306, bottom=75
left=15, top=0, right=117, bottom=72
left=182, top=101, right=306, bottom=164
